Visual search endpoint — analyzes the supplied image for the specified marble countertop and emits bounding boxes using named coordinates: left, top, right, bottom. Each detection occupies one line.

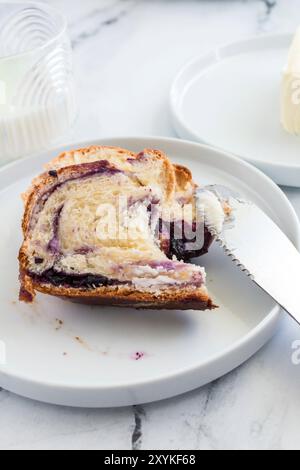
left=2, top=0, right=300, bottom=450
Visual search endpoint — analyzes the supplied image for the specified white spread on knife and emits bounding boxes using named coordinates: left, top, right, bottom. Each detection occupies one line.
left=196, top=189, right=225, bottom=235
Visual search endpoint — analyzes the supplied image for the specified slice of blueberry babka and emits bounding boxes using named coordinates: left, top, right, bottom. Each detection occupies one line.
left=19, top=146, right=229, bottom=310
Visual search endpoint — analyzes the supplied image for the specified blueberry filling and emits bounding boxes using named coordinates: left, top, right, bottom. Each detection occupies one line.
left=48, top=206, right=64, bottom=254
left=34, top=257, right=44, bottom=265
left=159, top=220, right=214, bottom=261
left=148, top=260, right=179, bottom=271
left=74, top=247, right=94, bottom=255
left=169, top=225, right=213, bottom=261
left=31, top=267, right=203, bottom=290
left=32, top=269, right=126, bottom=289
left=48, top=170, right=58, bottom=178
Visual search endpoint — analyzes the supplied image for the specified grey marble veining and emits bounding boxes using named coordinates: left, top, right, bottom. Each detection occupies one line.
left=70, top=0, right=138, bottom=49
left=1, top=0, right=300, bottom=450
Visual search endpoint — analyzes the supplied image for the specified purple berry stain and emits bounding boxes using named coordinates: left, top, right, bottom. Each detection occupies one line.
left=131, top=351, right=146, bottom=361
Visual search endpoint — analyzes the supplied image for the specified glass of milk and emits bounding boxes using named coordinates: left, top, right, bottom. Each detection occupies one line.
left=0, top=2, right=76, bottom=165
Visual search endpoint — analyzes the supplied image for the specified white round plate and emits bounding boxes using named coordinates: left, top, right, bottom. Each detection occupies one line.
left=0, top=137, right=299, bottom=408
left=170, top=34, right=300, bottom=187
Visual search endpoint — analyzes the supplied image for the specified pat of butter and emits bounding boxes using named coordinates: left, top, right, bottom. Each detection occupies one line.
left=281, top=28, right=300, bottom=135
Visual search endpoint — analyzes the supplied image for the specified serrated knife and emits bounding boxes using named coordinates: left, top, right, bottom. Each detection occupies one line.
left=207, top=185, right=300, bottom=326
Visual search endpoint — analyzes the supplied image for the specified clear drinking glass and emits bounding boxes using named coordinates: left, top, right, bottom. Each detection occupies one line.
left=0, top=2, right=76, bottom=164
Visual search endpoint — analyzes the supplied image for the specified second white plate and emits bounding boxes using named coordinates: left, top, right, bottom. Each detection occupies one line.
left=170, top=34, right=300, bottom=187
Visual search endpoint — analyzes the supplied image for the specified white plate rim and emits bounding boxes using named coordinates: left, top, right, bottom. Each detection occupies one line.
left=0, top=135, right=299, bottom=407
left=169, top=33, right=300, bottom=186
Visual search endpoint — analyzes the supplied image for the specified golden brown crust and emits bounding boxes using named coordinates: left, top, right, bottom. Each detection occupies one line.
left=174, top=165, right=194, bottom=191
left=44, top=145, right=136, bottom=170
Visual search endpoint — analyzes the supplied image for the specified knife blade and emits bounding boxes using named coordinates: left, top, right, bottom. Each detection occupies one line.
left=206, top=185, right=300, bottom=326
